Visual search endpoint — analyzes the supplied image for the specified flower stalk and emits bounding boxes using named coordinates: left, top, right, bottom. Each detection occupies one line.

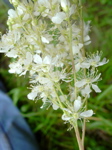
left=74, top=124, right=84, bottom=150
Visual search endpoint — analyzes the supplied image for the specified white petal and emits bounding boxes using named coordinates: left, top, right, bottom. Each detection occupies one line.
left=41, top=9, right=49, bottom=17
left=23, top=13, right=30, bottom=20
left=61, top=0, right=68, bottom=8
left=81, top=62, right=90, bottom=69
left=79, top=43, right=83, bottom=49
left=75, top=63, right=81, bottom=72
left=8, top=9, right=17, bottom=18
left=6, top=50, right=18, bottom=58
left=52, top=103, right=59, bottom=110
left=51, top=12, right=66, bottom=24
left=75, top=79, right=86, bottom=87
left=34, top=54, right=42, bottom=64
left=99, top=58, right=109, bottom=66
left=41, top=36, right=49, bottom=44
left=26, top=52, right=32, bottom=62
left=59, top=95, right=67, bottom=102
left=61, top=0, right=70, bottom=11
left=74, top=99, right=82, bottom=112
left=9, top=63, right=22, bottom=74
left=72, top=43, right=83, bottom=55
left=84, top=35, right=90, bottom=42
left=43, top=56, right=51, bottom=64
left=38, top=0, right=45, bottom=5
left=38, top=77, right=50, bottom=84
left=92, top=73, right=101, bottom=82
left=17, top=6, right=24, bottom=15
left=95, top=55, right=100, bottom=62
left=62, top=114, right=71, bottom=121
left=34, top=11, right=40, bottom=16
left=70, top=5, right=76, bottom=15
left=92, top=84, right=101, bottom=93
left=80, top=110, right=93, bottom=118
left=84, top=40, right=91, bottom=45
left=82, top=84, right=92, bottom=95
left=72, top=45, right=80, bottom=54
left=38, top=0, right=50, bottom=8
left=63, top=108, right=72, bottom=113
left=27, top=92, right=37, bottom=100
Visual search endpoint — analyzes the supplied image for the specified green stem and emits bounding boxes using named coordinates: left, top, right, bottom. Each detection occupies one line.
left=74, top=122, right=84, bottom=150
left=67, top=12, right=77, bottom=99
left=82, top=98, right=87, bottom=149
left=82, top=119, right=86, bottom=149
left=79, top=0, right=85, bottom=57
left=52, top=85, right=64, bottom=109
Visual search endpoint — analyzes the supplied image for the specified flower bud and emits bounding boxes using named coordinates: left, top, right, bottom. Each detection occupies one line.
left=61, top=0, right=70, bottom=12
left=9, top=0, right=19, bottom=6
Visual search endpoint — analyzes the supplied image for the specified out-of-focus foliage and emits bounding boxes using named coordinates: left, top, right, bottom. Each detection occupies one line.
left=0, top=0, right=112, bottom=149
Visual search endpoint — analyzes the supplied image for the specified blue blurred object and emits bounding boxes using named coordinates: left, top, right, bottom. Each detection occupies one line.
left=2, top=0, right=13, bottom=8
left=0, top=88, right=40, bottom=150
left=0, top=80, right=6, bottom=93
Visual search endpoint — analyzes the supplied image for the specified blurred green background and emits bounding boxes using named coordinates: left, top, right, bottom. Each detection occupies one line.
left=0, top=0, right=112, bottom=149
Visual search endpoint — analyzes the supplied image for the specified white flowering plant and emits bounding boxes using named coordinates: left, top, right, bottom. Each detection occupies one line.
left=0, top=0, right=108, bottom=150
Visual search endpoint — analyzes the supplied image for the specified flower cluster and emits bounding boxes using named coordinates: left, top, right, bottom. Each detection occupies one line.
left=0, top=0, right=108, bottom=126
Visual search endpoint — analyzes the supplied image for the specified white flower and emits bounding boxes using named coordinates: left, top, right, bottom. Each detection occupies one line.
left=27, top=85, right=44, bottom=100
left=49, top=70, right=67, bottom=82
left=6, top=49, right=18, bottom=58
left=9, top=62, right=23, bottom=74
left=75, top=74, right=101, bottom=95
left=81, top=54, right=109, bottom=68
left=34, top=54, right=51, bottom=65
left=37, top=77, right=51, bottom=84
left=33, top=55, right=52, bottom=71
left=51, top=12, right=66, bottom=24
left=62, top=96, right=93, bottom=121
left=33, top=54, right=55, bottom=72
left=0, top=31, right=20, bottom=54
